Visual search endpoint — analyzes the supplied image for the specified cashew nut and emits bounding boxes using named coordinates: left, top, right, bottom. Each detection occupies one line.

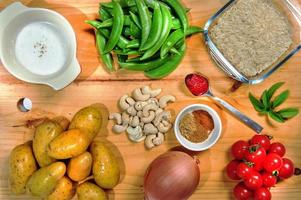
left=142, top=86, right=162, bottom=97
left=145, top=135, right=156, bottom=149
left=132, top=88, right=150, bottom=101
left=113, top=123, right=128, bottom=133
left=159, top=95, right=176, bottom=108
left=109, top=113, right=122, bottom=125
left=127, top=106, right=137, bottom=116
left=143, top=103, right=159, bottom=117
left=143, top=123, right=158, bottom=135
left=158, top=122, right=172, bottom=133
left=119, top=95, right=130, bottom=110
left=141, top=111, right=155, bottom=123
left=155, top=108, right=164, bottom=115
left=129, top=116, right=140, bottom=127
left=122, top=112, right=130, bottom=125
left=153, top=132, right=165, bottom=146
left=127, top=126, right=145, bottom=143
left=137, top=111, right=143, bottom=118
left=126, top=97, right=136, bottom=106
left=153, top=111, right=171, bottom=126
left=147, top=98, right=159, bottom=106
left=134, top=101, right=148, bottom=111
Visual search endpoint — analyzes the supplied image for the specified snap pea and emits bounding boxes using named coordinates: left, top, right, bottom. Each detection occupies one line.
left=96, top=29, right=114, bottom=72
left=163, top=0, right=188, bottom=33
left=126, top=39, right=140, bottom=48
left=186, top=26, right=203, bottom=36
left=104, top=1, right=124, bottom=53
left=141, top=2, right=163, bottom=51
left=93, top=16, right=132, bottom=28
left=99, top=7, right=111, bottom=21
left=129, top=11, right=142, bottom=29
left=135, top=0, right=152, bottom=49
left=114, top=49, right=140, bottom=55
left=117, top=54, right=128, bottom=63
left=141, top=3, right=172, bottom=60
left=85, top=20, right=102, bottom=29
left=101, top=0, right=136, bottom=8
left=130, top=21, right=141, bottom=38
left=171, top=18, right=181, bottom=30
left=145, top=43, right=186, bottom=79
left=119, top=55, right=169, bottom=71
left=170, top=47, right=180, bottom=55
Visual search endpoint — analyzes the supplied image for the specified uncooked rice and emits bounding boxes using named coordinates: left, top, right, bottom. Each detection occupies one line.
left=210, top=0, right=292, bottom=77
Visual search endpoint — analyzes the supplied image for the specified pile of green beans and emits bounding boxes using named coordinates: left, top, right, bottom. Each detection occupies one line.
left=86, top=0, right=202, bottom=79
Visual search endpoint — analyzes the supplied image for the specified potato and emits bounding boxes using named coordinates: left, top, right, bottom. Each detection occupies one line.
left=46, top=176, right=75, bottom=200
left=67, top=152, right=92, bottom=181
left=9, top=141, right=38, bottom=194
left=26, top=162, right=66, bottom=197
left=69, top=104, right=102, bottom=140
left=52, top=116, right=70, bottom=131
left=47, top=129, right=91, bottom=159
left=33, top=120, right=63, bottom=167
left=77, top=182, right=107, bottom=200
left=90, top=142, right=120, bottom=189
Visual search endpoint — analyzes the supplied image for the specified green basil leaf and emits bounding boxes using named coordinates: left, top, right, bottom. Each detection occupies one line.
left=267, top=82, right=285, bottom=100
left=277, top=108, right=299, bottom=119
left=249, top=93, right=264, bottom=112
left=261, top=90, right=270, bottom=110
left=272, top=90, right=289, bottom=108
left=268, top=111, right=285, bottom=123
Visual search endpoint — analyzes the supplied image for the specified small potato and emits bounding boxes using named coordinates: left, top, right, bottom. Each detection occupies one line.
left=26, top=162, right=66, bottom=198
left=47, top=129, right=91, bottom=159
left=52, top=116, right=70, bottom=131
left=90, top=142, right=120, bottom=189
left=69, top=104, right=102, bottom=140
left=46, top=176, right=75, bottom=200
left=77, top=182, right=107, bottom=200
left=9, top=141, right=37, bottom=194
left=67, top=152, right=92, bottom=181
left=33, top=120, right=63, bottom=167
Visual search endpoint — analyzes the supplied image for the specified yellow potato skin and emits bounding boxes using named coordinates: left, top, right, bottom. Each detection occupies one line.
left=47, top=129, right=91, bottom=159
left=77, top=182, right=107, bottom=200
left=67, top=152, right=92, bottom=182
left=90, top=142, right=120, bottom=189
left=69, top=104, right=102, bottom=140
left=52, top=116, right=70, bottom=131
left=33, top=121, right=63, bottom=167
left=26, top=162, right=66, bottom=198
left=46, top=176, right=75, bottom=200
left=9, top=141, right=38, bottom=195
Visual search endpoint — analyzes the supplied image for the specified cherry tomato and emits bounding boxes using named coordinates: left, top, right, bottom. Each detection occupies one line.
left=250, top=135, right=271, bottom=151
left=233, top=182, right=253, bottom=200
left=278, top=158, right=294, bottom=179
left=253, top=161, right=263, bottom=171
left=263, top=153, right=283, bottom=173
left=262, top=172, right=277, bottom=187
left=231, top=140, right=249, bottom=160
left=245, top=145, right=266, bottom=168
left=254, top=187, right=271, bottom=200
left=226, top=160, right=241, bottom=180
left=237, top=162, right=253, bottom=179
left=269, top=142, right=286, bottom=157
left=244, top=171, right=263, bottom=190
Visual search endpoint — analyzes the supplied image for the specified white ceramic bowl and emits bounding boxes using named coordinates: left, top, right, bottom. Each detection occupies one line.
left=174, top=104, right=222, bottom=151
left=0, top=2, right=80, bottom=90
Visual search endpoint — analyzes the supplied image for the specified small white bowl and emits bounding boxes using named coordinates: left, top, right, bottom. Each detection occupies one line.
left=0, top=2, right=80, bottom=90
left=174, top=104, right=222, bottom=151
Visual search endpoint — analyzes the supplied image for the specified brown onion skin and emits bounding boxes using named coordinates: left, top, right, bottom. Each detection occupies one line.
left=144, top=151, right=200, bottom=200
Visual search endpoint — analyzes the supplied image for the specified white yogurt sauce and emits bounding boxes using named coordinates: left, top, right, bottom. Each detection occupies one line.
left=15, top=22, right=67, bottom=76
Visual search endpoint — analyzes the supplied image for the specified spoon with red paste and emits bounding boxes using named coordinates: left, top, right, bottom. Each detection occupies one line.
left=185, top=73, right=263, bottom=133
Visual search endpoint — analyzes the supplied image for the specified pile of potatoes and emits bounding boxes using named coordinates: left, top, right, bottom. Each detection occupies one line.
left=9, top=104, right=120, bottom=200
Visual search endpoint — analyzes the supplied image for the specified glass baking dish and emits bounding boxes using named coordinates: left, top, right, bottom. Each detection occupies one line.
left=204, top=0, right=301, bottom=84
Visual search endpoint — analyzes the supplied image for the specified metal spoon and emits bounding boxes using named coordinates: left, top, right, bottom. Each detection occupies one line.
left=185, top=73, right=263, bottom=133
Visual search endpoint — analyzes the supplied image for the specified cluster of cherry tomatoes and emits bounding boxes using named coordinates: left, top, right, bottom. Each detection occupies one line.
left=226, top=134, right=296, bottom=200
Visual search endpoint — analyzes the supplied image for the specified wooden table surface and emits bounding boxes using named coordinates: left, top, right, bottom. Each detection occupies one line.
left=0, top=0, right=300, bottom=199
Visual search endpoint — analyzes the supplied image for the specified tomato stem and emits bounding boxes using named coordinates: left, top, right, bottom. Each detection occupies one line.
left=294, top=168, right=301, bottom=176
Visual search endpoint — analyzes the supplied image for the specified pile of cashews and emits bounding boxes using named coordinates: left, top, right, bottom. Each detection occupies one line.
left=109, top=86, right=176, bottom=149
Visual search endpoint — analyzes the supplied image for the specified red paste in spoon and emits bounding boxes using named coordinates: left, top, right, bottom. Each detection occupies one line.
left=185, top=73, right=209, bottom=96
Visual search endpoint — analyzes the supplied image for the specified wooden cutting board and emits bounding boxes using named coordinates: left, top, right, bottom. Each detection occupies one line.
left=0, top=0, right=300, bottom=199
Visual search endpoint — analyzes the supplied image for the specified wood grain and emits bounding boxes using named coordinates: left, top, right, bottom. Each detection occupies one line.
left=0, top=0, right=301, bottom=199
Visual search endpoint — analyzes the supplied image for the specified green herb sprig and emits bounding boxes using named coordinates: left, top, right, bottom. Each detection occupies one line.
left=249, top=82, right=299, bottom=123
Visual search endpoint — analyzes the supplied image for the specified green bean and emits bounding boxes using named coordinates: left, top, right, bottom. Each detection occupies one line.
left=126, top=39, right=140, bottom=48
left=104, top=1, right=124, bottom=53
left=144, top=43, right=186, bottom=79
left=135, top=0, right=152, bottom=49
left=129, top=11, right=142, bottom=29
left=163, top=0, right=188, bottom=33
left=140, top=2, right=163, bottom=51
left=141, top=3, right=172, bottom=60
left=96, top=29, right=114, bottom=72
left=119, top=55, right=169, bottom=71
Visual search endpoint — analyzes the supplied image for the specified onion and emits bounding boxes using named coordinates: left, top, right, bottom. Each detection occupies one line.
left=144, top=151, right=200, bottom=200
